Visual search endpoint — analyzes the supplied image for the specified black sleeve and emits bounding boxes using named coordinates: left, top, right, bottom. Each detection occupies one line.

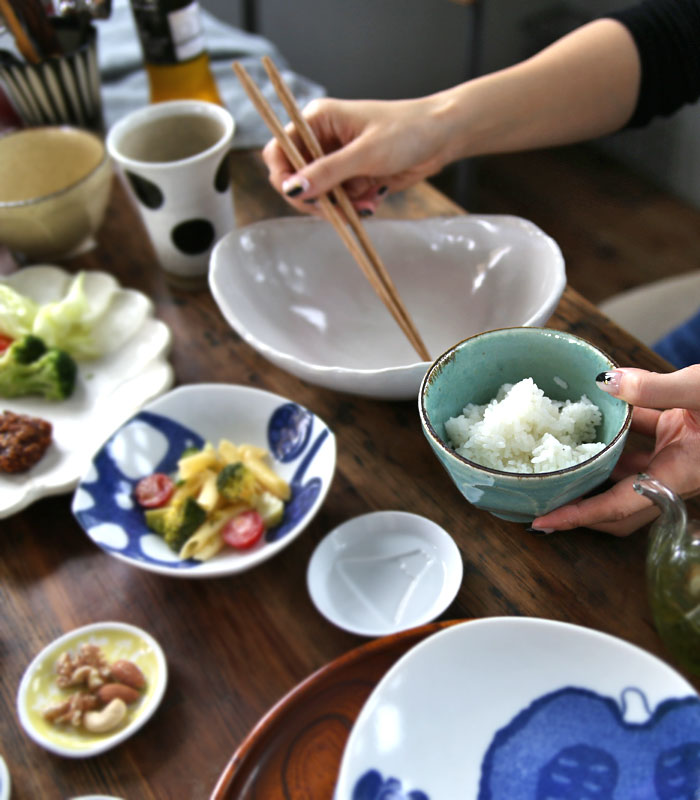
left=606, top=0, right=700, bottom=127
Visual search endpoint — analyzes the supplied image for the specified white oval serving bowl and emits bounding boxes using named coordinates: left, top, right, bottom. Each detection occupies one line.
left=71, top=383, right=337, bottom=578
left=209, top=215, right=566, bottom=401
left=17, top=621, right=167, bottom=759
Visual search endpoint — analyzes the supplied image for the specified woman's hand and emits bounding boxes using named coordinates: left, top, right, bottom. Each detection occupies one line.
left=261, top=19, right=641, bottom=219
left=261, top=95, right=452, bottom=216
left=531, top=365, right=700, bottom=536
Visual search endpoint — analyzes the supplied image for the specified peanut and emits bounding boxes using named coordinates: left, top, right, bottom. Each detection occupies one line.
left=110, top=659, right=146, bottom=690
left=97, top=682, right=141, bottom=705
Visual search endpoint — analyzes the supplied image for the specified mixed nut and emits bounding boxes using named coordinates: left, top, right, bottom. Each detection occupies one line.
left=42, top=643, right=146, bottom=734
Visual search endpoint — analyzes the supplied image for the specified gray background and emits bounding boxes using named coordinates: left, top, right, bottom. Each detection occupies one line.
left=201, top=0, right=700, bottom=211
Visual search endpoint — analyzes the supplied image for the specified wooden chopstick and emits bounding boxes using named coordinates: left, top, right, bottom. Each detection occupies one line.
left=0, top=0, right=41, bottom=64
left=260, top=56, right=431, bottom=362
left=232, top=60, right=431, bottom=362
left=20, top=0, right=63, bottom=57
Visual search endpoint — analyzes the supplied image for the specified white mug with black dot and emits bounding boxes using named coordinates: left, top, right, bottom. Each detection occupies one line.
left=106, top=99, right=235, bottom=286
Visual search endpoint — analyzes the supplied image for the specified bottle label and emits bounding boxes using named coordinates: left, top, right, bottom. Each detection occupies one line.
left=131, top=0, right=206, bottom=64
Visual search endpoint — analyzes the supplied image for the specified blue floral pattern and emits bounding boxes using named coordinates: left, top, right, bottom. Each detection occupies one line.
left=478, top=687, right=700, bottom=798
left=352, top=688, right=700, bottom=799
left=352, top=769, right=429, bottom=800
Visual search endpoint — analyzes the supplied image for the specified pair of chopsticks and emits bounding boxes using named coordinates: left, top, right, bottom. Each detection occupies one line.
left=233, top=56, right=431, bottom=362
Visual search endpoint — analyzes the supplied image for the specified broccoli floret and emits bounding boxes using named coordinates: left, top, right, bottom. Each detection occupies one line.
left=216, top=462, right=257, bottom=503
left=144, top=497, right=207, bottom=552
left=11, top=334, right=47, bottom=364
left=0, top=334, right=77, bottom=400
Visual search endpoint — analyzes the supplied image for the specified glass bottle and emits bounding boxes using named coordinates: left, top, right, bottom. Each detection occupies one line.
left=636, top=473, right=700, bottom=675
left=128, top=0, right=223, bottom=105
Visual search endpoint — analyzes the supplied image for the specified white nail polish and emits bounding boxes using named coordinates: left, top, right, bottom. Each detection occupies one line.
left=282, top=176, right=311, bottom=196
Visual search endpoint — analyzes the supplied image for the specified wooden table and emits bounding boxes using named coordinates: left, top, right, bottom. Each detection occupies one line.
left=2, top=149, right=697, bottom=800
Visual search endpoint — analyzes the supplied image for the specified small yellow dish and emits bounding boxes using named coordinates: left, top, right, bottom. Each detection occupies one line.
left=17, top=621, right=167, bottom=758
left=0, top=126, right=112, bottom=261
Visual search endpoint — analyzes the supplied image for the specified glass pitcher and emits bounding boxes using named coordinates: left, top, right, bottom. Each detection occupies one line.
left=636, top=473, right=700, bottom=675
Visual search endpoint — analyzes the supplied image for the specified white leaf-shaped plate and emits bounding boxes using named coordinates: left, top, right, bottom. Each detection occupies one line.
left=0, top=266, right=174, bottom=518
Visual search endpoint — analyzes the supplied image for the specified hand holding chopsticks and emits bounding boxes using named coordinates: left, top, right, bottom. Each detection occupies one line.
left=232, top=58, right=431, bottom=362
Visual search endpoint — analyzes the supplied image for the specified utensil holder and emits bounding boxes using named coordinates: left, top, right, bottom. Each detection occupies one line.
left=0, top=19, right=104, bottom=132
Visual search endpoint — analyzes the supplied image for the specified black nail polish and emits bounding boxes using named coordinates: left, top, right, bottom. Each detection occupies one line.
left=285, top=185, right=303, bottom=198
left=377, top=185, right=388, bottom=195
left=303, top=197, right=318, bottom=205
left=359, top=208, right=374, bottom=217
left=526, top=527, right=554, bottom=536
left=595, top=372, right=609, bottom=383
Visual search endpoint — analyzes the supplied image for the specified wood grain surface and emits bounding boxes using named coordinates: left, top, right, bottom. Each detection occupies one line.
left=2, top=149, right=697, bottom=800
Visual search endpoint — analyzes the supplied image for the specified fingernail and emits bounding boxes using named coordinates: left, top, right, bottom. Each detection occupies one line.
left=596, top=370, right=622, bottom=395
left=358, top=207, right=374, bottom=217
left=526, top=526, right=555, bottom=536
left=377, top=185, right=388, bottom=196
left=282, top=175, right=311, bottom=197
left=303, top=197, right=318, bottom=205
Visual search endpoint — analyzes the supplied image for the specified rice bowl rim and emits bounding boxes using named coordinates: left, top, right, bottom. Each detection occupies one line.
left=418, top=326, right=634, bottom=479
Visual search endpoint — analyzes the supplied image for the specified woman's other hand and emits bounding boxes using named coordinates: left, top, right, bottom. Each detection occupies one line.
left=531, top=365, right=700, bottom=536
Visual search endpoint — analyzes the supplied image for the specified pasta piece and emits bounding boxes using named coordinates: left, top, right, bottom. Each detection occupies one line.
left=191, top=535, right=225, bottom=562
left=178, top=503, right=247, bottom=560
left=196, top=469, right=220, bottom=511
left=237, top=442, right=268, bottom=460
left=238, top=445, right=290, bottom=500
left=178, top=444, right=220, bottom=480
left=168, top=475, right=205, bottom=509
left=217, top=439, right=240, bottom=464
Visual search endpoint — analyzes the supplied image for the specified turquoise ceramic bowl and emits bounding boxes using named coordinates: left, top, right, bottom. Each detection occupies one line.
left=418, top=328, right=633, bottom=523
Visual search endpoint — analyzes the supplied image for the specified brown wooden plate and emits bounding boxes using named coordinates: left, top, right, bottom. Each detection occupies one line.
left=210, top=619, right=463, bottom=799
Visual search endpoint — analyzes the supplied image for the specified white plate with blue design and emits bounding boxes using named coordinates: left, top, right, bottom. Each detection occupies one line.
left=335, top=617, right=700, bottom=799
left=0, top=266, right=173, bottom=519
left=71, top=383, right=336, bottom=578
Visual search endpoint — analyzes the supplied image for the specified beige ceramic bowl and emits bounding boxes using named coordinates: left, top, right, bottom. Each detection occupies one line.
left=0, top=126, right=112, bottom=260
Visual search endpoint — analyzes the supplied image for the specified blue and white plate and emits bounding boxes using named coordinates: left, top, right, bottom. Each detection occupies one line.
left=335, top=617, right=700, bottom=799
left=72, top=383, right=336, bottom=578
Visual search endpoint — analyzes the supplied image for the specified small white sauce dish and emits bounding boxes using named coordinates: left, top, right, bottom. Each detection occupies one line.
left=307, top=511, right=463, bottom=637
left=16, top=621, right=167, bottom=759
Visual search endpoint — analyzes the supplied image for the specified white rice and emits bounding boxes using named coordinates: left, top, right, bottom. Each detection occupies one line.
left=444, top=377, right=605, bottom=474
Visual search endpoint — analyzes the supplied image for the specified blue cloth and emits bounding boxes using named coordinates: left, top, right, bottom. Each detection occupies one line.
left=653, top=306, right=700, bottom=368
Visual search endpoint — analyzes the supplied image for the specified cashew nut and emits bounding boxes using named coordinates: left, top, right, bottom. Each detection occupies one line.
left=83, top=698, right=127, bottom=733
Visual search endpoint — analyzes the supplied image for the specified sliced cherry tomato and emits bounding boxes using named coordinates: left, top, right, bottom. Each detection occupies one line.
left=134, top=473, right=175, bottom=508
left=0, top=334, right=13, bottom=353
left=221, top=510, right=265, bottom=550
